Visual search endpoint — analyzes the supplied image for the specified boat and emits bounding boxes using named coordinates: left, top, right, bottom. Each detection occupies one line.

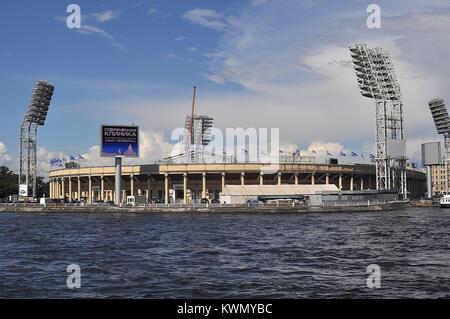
left=439, top=194, right=450, bottom=208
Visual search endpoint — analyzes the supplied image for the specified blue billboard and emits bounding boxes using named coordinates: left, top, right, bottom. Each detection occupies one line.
left=100, top=125, right=139, bottom=158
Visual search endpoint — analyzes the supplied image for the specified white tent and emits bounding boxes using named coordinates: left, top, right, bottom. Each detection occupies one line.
left=221, top=184, right=339, bottom=204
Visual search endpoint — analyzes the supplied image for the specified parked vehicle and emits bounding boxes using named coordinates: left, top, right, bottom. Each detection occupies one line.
left=246, top=198, right=262, bottom=205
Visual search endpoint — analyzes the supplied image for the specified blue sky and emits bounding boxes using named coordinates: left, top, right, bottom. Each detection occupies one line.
left=1, top=0, right=450, bottom=174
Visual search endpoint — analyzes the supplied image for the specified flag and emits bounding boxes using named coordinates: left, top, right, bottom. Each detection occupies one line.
left=69, top=155, right=75, bottom=161
left=361, top=153, right=365, bottom=159
left=340, top=151, right=346, bottom=156
left=76, top=154, right=85, bottom=160
left=312, top=149, right=317, bottom=154
left=242, top=148, right=248, bottom=155
left=369, top=153, right=375, bottom=160
left=351, top=152, right=358, bottom=157
left=327, top=151, right=332, bottom=156
left=294, top=149, right=300, bottom=156
left=51, top=158, right=64, bottom=167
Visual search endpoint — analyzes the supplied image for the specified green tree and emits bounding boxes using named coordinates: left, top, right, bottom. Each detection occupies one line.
left=0, top=166, right=18, bottom=199
left=0, top=165, right=49, bottom=199
left=36, top=176, right=49, bottom=198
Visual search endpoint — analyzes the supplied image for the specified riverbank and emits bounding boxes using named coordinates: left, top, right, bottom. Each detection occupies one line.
left=0, top=200, right=430, bottom=213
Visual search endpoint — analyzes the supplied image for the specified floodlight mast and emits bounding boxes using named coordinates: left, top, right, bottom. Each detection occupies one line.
left=18, top=80, right=54, bottom=199
left=350, top=44, right=407, bottom=198
left=429, top=98, right=450, bottom=194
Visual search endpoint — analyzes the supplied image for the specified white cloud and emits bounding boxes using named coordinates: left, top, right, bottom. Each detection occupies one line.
left=77, top=25, right=114, bottom=40
left=92, top=10, right=120, bottom=23
left=0, top=142, right=12, bottom=164
left=166, top=53, right=181, bottom=60
left=182, top=9, right=228, bottom=31
left=36, top=130, right=173, bottom=178
left=148, top=7, right=161, bottom=15
left=53, top=9, right=123, bottom=49
left=205, top=74, right=225, bottom=84
left=187, top=46, right=198, bottom=52
left=175, top=36, right=187, bottom=42
left=179, top=2, right=450, bottom=163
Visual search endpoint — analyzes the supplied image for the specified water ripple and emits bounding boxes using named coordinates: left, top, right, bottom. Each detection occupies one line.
left=0, top=208, right=449, bottom=298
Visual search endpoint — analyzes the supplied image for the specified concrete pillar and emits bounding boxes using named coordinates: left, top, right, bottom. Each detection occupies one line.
left=360, top=175, right=364, bottom=190
left=326, top=174, right=330, bottom=185
left=56, top=178, right=60, bottom=198
left=202, top=172, right=207, bottom=198
left=294, top=173, right=299, bottom=185
left=241, top=172, right=245, bottom=186
left=260, top=173, right=264, bottom=185
left=130, top=174, right=134, bottom=197
left=49, top=179, right=53, bottom=199
left=183, top=173, right=188, bottom=204
left=311, top=174, right=315, bottom=185
left=164, top=173, right=169, bottom=204
left=426, top=166, right=432, bottom=199
left=88, top=176, right=92, bottom=204
left=221, top=173, right=225, bottom=192
left=61, top=177, right=65, bottom=199
left=68, top=177, right=72, bottom=202
left=278, top=172, right=282, bottom=185
left=350, top=175, right=354, bottom=191
left=77, top=176, right=81, bottom=201
left=147, top=175, right=151, bottom=202
left=115, top=157, right=122, bottom=205
left=339, top=174, right=343, bottom=190
left=100, top=176, right=104, bottom=201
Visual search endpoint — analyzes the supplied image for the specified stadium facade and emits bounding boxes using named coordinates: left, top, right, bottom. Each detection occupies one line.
left=48, top=162, right=427, bottom=204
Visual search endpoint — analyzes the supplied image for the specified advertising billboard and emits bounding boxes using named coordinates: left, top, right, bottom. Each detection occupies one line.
left=100, top=125, right=139, bottom=158
left=19, top=184, right=28, bottom=197
left=386, top=139, right=406, bottom=159
left=421, top=142, right=441, bottom=166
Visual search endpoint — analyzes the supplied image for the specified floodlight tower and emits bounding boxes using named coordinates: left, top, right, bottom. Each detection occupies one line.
left=19, top=80, right=55, bottom=199
left=350, top=44, right=407, bottom=198
left=428, top=98, right=450, bottom=193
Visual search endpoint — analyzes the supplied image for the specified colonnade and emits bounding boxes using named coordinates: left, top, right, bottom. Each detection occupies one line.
left=49, top=172, right=376, bottom=204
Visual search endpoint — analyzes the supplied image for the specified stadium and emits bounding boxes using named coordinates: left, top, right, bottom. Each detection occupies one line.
left=48, top=162, right=426, bottom=204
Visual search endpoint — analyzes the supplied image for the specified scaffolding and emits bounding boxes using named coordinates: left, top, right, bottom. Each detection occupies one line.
left=350, top=44, right=407, bottom=198
left=184, top=114, right=213, bottom=163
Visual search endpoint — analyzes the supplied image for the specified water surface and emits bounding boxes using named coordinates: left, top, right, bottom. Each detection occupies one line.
left=0, top=208, right=449, bottom=298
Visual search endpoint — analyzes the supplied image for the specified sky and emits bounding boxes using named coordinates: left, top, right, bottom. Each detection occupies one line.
left=1, top=0, right=450, bottom=176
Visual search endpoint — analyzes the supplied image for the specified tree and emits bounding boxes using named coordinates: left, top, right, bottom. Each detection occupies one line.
left=0, top=166, right=18, bottom=199
left=36, top=176, right=49, bottom=198
left=0, top=165, right=49, bottom=199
